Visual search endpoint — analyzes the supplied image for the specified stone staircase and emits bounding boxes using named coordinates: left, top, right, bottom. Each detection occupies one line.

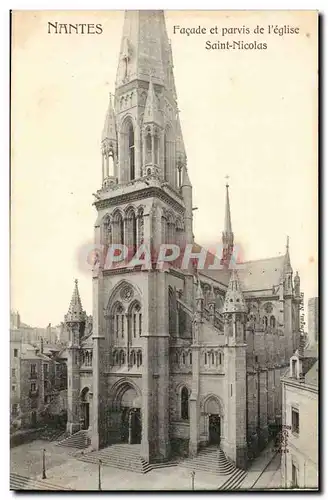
left=79, top=444, right=151, bottom=474
left=218, top=469, right=247, bottom=490
left=180, top=446, right=238, bottom=475
left=10, top=473, right=71, bottom=491
left=57, top=430, right=90, bottom=449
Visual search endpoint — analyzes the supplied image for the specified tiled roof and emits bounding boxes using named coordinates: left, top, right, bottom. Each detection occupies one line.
left=237, top=256, right=285, bottom=291
left=201, top=255, right=285, bottom=292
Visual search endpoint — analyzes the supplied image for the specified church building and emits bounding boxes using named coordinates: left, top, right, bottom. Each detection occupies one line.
left=64, top=10, right=302, bottom=470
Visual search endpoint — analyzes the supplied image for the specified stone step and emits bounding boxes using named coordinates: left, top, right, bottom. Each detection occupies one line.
left=57, top=430, right=90, bottom=449
left=218, top=469, right=247, bottom=490
left=179, top=446, right=238, bottom=476
left=78, top=444, right=151, bottom=474
left=10, top=473, right=71, bottom=491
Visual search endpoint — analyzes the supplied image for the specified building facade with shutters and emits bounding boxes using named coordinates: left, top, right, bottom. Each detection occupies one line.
left=64, top=10, right=302, bottom=469
left=281, top=341, right=318, bottom=489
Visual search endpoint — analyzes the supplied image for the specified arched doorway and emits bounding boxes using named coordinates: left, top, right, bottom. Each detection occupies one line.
left=80, top=387, right=90, bottom=430
left=202, top=394, right=224, bottom=446
left=111, top=381, right=142, bottom=445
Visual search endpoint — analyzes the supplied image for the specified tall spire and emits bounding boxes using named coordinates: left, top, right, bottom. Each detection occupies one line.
left=284, top=235, right=292, bottom=273
left=224, top=182, right=232, bottom=235
left=65, top=279, right=86, bottom=324
left=221, top=180, right=234, bottom=267
left=116, top=11, right=173, bottom=89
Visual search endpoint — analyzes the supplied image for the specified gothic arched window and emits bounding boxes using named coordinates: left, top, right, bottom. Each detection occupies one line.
left=270, top=315, right=276, bottom=328
left=189, top=352, right=192, bottom=365
left=119, top=350, right=125, bottom=365
left=130, top=302, right=141, bottom=338
left=113, top=303, right=124, bottom=339
left=137, top=350, right=142, bottom=367
left=181, top=387, right=189, bottom=420
left=211, top=352, right=215, bottom=365
left=204, top=352, right=208, bottom=365
left=128, top=122, right=135, bottom=180
left=263, top=316, right=268, bottom=329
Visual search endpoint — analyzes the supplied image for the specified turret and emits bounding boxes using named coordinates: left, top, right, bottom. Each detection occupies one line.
left=65, top=279, right=86, bottom=347
left=283, top=236, right=293, bottom=296
left=223, top=269, right=247, bottom=345
left=181, top=164, right=193, bottom=245
left=65, top=279, right=86, bottom=434
left=101, top=93, right=118, bottom=188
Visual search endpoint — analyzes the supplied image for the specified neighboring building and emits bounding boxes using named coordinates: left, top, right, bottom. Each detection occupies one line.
left=308, top=297, right=319, bottom=344
left=281, top=339, right=318, bottom=489
left=10, top=311, right=61, bottom=345
left=64, top=10, right=303, bottom=470
left=10, top=330, right=21, bottom=423
left=10, top=340, right=67, bottom=429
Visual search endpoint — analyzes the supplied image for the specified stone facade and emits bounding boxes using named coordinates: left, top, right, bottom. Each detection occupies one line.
left=65, top=10, right=302, bottom=469
left=281, top=343, right=318, bottom=489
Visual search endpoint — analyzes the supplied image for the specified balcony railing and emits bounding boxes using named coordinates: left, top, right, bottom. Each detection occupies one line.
left=29, top=373, right=38, bottom=380
left=29, top=389, right=39, bottom=398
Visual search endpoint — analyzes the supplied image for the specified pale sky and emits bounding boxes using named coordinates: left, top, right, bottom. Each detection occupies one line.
left=11, top=10, right=318, bottom=328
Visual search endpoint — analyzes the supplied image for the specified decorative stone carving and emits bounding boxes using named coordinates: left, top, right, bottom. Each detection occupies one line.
left=264, top=302, right=273, bottom=314
left=120, top=285, right=134, bottom=302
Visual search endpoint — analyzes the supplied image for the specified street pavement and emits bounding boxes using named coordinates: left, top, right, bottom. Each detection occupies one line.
left=10, top=439, right=282, bottom=491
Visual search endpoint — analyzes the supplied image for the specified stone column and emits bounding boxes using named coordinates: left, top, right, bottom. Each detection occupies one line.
left=189, top=319, right=201, bottom=457
left=66, top=344, right=81, bottom=434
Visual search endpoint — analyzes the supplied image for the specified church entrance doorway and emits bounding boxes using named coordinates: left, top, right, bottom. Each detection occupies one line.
left=80, top=387, right=90, bottom=430
left=209, top=414, right=221, bottom=445
left=120, top=408, right=141, bottom=444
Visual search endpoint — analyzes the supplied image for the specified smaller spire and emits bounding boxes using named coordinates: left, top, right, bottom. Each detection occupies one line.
left=144, top=73, right=162, bottom=126
left=65, top=279, right=86, bottom=324
left=284, top=235, right=292, bottom=273
left=102, top=92, right=117, bottom=143
left=223, top=268, right=247, bottom=313
left=224, top=181, right=232, bottom=235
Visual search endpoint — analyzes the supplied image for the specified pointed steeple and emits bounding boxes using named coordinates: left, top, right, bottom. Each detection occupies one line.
left=144, top=74, right=162, bottom=126
left=221, top=180, right=234, bottom=267
left=284, top=235, right=292, bottom=273
left=116, top=11, right=172, bottom=89
left=101, top=93, right=117, bottom=144
left=224, top=182, right=232, bottom=235
left=65, top=279, right=86, bottom=324
left=223, top=269, right=247, bottom=313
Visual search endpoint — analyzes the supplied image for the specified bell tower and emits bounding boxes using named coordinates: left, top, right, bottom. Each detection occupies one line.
left=92, top=11, right=193, bottom=462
